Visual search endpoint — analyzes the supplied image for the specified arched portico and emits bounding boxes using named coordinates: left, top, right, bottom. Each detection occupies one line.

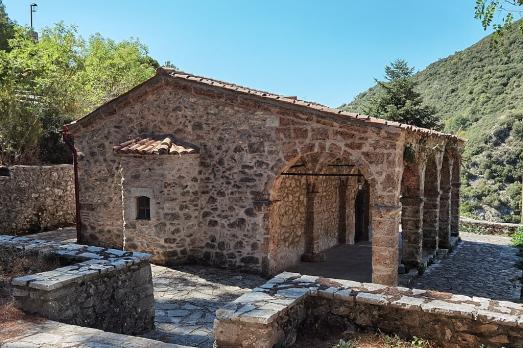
left=263, top=147, right=400, bottom=285
left=266, top=152, right=372, bottom=272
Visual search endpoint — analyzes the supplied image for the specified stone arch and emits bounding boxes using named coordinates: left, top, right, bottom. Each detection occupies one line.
left=263, top=150, right=376, bottom=276
left=438, top=149, right=453, bottom=249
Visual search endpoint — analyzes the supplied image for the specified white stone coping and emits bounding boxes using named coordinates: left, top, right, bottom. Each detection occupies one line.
left=216, top=272, right=523, bottom=328
left=460, top=216, right=522, bottom=229
left=0, top=234, right=151, bottom=292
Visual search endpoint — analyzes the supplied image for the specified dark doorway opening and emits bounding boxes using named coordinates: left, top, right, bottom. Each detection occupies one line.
left=355, top=182, right=370, bottom=243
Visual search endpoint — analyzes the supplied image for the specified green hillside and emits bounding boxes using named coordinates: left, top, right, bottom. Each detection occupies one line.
left=341, top=23, right=523, bottom=223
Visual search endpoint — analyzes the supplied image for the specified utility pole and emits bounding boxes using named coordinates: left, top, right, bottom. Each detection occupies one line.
left=30, top=3, right=38, bottom=41
left=30, top=3, right=37, bottom=29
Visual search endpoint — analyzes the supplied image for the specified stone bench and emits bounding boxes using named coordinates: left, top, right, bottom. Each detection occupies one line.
left=214, top=272, right=523, bottom=348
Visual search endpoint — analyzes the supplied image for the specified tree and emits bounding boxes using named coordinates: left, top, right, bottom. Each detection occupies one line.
left=0, top=0, right=14, bottom=52
left=475, top=0, right=523, bottom=38
left=76, top=34, right=157, bottom=115
left=0, top=20, right=159, bottom=164
left=366, top=59, right=441, bottom=130
left=0, top=80, right=42, bottom=164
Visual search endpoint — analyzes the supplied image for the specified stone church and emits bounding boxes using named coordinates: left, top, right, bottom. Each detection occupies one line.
left=64, top=68, right=463, bottom=285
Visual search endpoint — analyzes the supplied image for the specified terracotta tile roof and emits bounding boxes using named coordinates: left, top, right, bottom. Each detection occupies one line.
left=160, top=68, right=463, bottom=141
left=113, top=136, right=199, bottom=156
left=67, top=67, right=463, bottom=143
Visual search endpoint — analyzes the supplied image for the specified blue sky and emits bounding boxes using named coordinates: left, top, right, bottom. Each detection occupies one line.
left=4, top=0, right=493, bottom=107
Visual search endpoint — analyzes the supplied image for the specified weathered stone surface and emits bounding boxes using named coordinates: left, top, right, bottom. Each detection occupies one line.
left=413, top=232, right=522, bottom=301
left=0, top=165, right=75, bottom=234
left=1, top=235, right=155, bottom=335
left=0, top=320, right=187, bottom=348
left=214, top=272, right=523, bottom=348
left=143, top=264, right=265, bottom=348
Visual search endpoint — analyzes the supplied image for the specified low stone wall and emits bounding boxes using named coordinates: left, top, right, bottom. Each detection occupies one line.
left=460, top=216, right=522, bottom=236
left=0, top=165, right=75, bottom=234
left=214, top=272, right=523, bottom=348
left=0, top=235, right=154, bottom=335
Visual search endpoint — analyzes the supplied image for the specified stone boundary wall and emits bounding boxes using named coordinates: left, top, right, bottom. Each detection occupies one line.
left=0, top=165, right=75, bottom=234
left=214, top=272, right=523, bottom=348
left=0, top=235, right=154, bottom=335
left=460, top=216, right=522, bottom=236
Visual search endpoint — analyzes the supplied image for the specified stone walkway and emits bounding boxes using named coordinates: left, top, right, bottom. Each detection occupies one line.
left=26, top=227, right=77, bottom=243
left=142, top=265, right=265, bottom=348
left=288, top=242, right=372, bottom=282
left=0, top=319, right=188, bottom=348
left=413, top=232, right=522, bottom=301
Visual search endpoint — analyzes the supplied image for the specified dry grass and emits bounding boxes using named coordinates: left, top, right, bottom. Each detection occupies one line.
left=346, top=331, right=435, bottom=348
left=293, top=328, right=436, bottom=348
left=0, top=298, right=26, bottom=323
left=0, top=253, right=56, bottom=342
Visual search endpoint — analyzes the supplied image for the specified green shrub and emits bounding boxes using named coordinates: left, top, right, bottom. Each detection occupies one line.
left=333, top=339, right=356, bottom=348
left=511, top=226, right=523, bottom=248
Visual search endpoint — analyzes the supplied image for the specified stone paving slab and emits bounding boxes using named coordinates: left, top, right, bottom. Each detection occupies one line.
left=0, top=320, right=189, bottom=348
left=412, top=232, right=522, bottom=301
left=26, top=227, right=77, bottom=243
left=141, top=264, right=265, bottom=348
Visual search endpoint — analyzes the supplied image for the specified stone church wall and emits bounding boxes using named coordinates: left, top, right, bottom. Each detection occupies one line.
left=0, top=165, right=75, bottom=234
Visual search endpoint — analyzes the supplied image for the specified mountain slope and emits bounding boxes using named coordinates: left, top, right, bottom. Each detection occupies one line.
left=341, top=23, right=523, bottom=223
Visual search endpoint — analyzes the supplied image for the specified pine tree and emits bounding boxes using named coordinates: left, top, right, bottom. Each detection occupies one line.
left=367, top=59, right=441, bottom=130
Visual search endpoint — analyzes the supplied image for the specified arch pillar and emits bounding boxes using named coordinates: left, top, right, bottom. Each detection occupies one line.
left=400, top=157, right=426, bottom=270
left=450, top=155, right=461, bottom=237
left=372, top=204, right=401, bottom=286
left=438, top=153, right=453, bottom=249
left=422, top=152, right=443, bottom=252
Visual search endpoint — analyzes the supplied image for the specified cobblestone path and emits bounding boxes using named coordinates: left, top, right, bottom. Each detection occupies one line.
left=142, top=265, right=265, bottom=348
left=413, top=232, right=522, bottom=301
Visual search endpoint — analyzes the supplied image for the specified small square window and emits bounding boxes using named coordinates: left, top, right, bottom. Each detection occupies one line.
left=136, top=196, right=151, bottom=220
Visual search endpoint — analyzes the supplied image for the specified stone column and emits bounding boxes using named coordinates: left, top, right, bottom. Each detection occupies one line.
left=372, top=204, right=401, bottom=286
left=345, top=176, right=357, bottom=244
left=400, top=160, right=425, bottom=270
left=302, top=181, right=323, bottom=261
left=400, top=196, right=424, bottom=269
left=337, top=178, right=348, bottom=244
left=450, top=158, right=461, bottom=237
left=438, top=157, right=453, bottom=249
left=422, top=155, right=441, bottom=252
